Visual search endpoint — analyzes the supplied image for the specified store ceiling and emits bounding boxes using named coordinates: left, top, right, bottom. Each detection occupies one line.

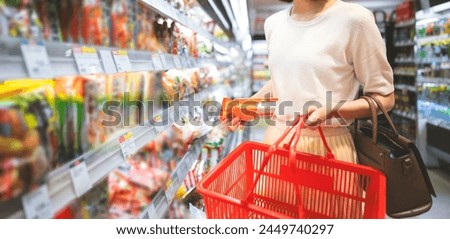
left=248, top=0, right=406, bottom=36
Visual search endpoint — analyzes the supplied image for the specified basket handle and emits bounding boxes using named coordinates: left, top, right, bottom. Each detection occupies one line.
left=241, top=117, right=335, bottom=217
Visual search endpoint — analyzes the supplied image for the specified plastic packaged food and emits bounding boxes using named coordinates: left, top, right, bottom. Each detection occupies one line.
left=0, top=0, right=32, bottom=38
left=110, top=0, right=135, bottom=49
left=81, top=0, right=109, bottom=46
left=0, top=81, right=58, bottom=202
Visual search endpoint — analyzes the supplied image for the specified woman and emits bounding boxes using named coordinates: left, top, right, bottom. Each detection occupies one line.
left=228, top=0, right=394, bottom=218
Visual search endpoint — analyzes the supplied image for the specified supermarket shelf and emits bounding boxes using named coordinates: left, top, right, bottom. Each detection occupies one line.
left=392, top=110, right=417, bottom=121
left=140, top=0, right=228, bottom=49
left=0, top=37, right=207, bottom=81
left=417, top=34, right=450, bottom=45
left=395, top=84, right=417, bottom=92
left=0, top=85, right=220, bottom=219
left=395, top=58, right=416, bottom=64
left=395, top=19, right=416, bottom=28
left=424, top=117, right=450, bottom=131
left=140, top=134, right=208, bottom=219
left=417, top=76, right=450, bottom=84
left=416, top=59, right=448, bottom=64
left=394, top=41, right=415, bottom=47
left=394, top=72, right=416, bottom=77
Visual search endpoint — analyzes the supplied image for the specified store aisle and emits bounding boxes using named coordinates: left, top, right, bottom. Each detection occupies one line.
left=249, top=125, right=450, bottom=219
left=414, top=169, right=450, bottom=219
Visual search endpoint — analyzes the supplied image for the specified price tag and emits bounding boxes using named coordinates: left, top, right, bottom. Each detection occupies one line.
left=73, top=46, right=102, bottom=75
left=119, top=132, right=137, bottom=159
left=146, top=204, right=157, bottom=219
left=152, top=54, right=163, bottom=70
left=112, top=50, right=132, bottom=72
left=20, top=41, right=53, bottom=78
left=173, top=56, right=182, bottom=69
left=21, top=185, right=53, bottom=219
left=99, top=50, right=117, bottom=74
left=160, top=54, right=168, bottom=69
left=69, top=160, right=92, bottom=197
left=165, top=176, right=180, bottom=204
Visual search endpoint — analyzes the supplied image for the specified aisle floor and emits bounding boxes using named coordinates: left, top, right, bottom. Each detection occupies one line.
left=249, top=125, right=450, bottom=219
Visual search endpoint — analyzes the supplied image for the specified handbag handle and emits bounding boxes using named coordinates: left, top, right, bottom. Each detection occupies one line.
left=241, top=117, right=335, bottom=218
left=366, top=95, right=399, bottom=136
left=356, top=95, right=399, bottom=144
left=360, top=96, right=379, bottom=144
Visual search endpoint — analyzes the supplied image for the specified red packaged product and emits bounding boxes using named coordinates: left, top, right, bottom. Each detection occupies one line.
left=111, top=0, right=134, bottom=49
left=81, top=0, right=109, bottom=46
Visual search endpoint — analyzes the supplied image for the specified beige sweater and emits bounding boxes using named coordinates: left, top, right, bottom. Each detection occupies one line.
left=264, top=0, right=394, bottom=124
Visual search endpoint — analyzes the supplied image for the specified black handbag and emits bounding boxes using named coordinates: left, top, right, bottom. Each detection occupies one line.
left=352, top=95, right=436, bottom=218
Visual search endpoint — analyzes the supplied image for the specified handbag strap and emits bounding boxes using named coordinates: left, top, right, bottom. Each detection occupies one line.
left=360, top=96, right=379, bottom=144
left=366, top=95, right=399, bottom=136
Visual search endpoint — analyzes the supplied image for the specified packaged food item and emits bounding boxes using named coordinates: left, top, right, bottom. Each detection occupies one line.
left=67, top=0, right=83, bottom=42
left=125, top=72, right=145, bottom=127
left=161, top=70, right=179, bottom=102
left=0, top=81, right=57, bottom=202
left=83, top=74, right=108, bottom=148
left=72, top=179, right=110, bottom=219
left=134, top=0, right=158, bottom=51
left=0, top=0, right=31, bottom=38
left=104, top=73, right=126, bottom=133
left=81, top=0, right=109, bottom=46
left=110, top=0, right=134, bottom=49
left=54, top=76, right=91, bottom=163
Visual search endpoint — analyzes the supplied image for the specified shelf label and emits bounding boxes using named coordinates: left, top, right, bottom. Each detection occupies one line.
left=99, top=50, right=117, bottom=74
left=69, top=160, right=92, bottom=198
left=20, top=41, right=53, bottom=78
left=73, top=46, right=102, bottom=75
left=112, top=50, right=132, bottom=72
left=160, top=54, right=168, bottom=69
left=21, top=185, right=53, bottom=219
left=119, top=132, right=137, bottom=160
left=165, top=175, right=181, bottom=204
left=152, top=54, right=163, bottom=70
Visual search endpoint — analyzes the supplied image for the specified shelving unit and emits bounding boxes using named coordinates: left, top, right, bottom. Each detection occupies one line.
left=0, top=0, right=251, bottom=220
left=0, top=37, right=220, bottom=81
left=0, top=84, right=224, bottom=219
left=391, top=8, right=418, bottom=142
left=414, top=3, right=450, bottom=166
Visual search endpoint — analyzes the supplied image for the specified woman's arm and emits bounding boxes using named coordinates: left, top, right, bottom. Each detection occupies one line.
left=306, top=93, right=395, bottom=126
left=333, top=93, right=395, bottom=119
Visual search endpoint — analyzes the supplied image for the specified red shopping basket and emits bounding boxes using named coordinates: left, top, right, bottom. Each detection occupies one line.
left=197, top=120, right=386, bottom=219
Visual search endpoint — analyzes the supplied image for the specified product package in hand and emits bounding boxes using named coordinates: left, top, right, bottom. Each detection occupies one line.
left=0, top=80, right=58, bottom=202
left=220, top=97, right=277, bottom=123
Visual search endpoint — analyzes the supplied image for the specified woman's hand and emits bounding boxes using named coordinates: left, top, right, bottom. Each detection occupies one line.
left=222, top=117, right=245, bottom=131
left=305, top=107, right=329, bottom=127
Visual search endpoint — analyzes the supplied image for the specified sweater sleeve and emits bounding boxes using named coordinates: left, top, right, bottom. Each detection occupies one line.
left=352, top=11, right=394, bottom=96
